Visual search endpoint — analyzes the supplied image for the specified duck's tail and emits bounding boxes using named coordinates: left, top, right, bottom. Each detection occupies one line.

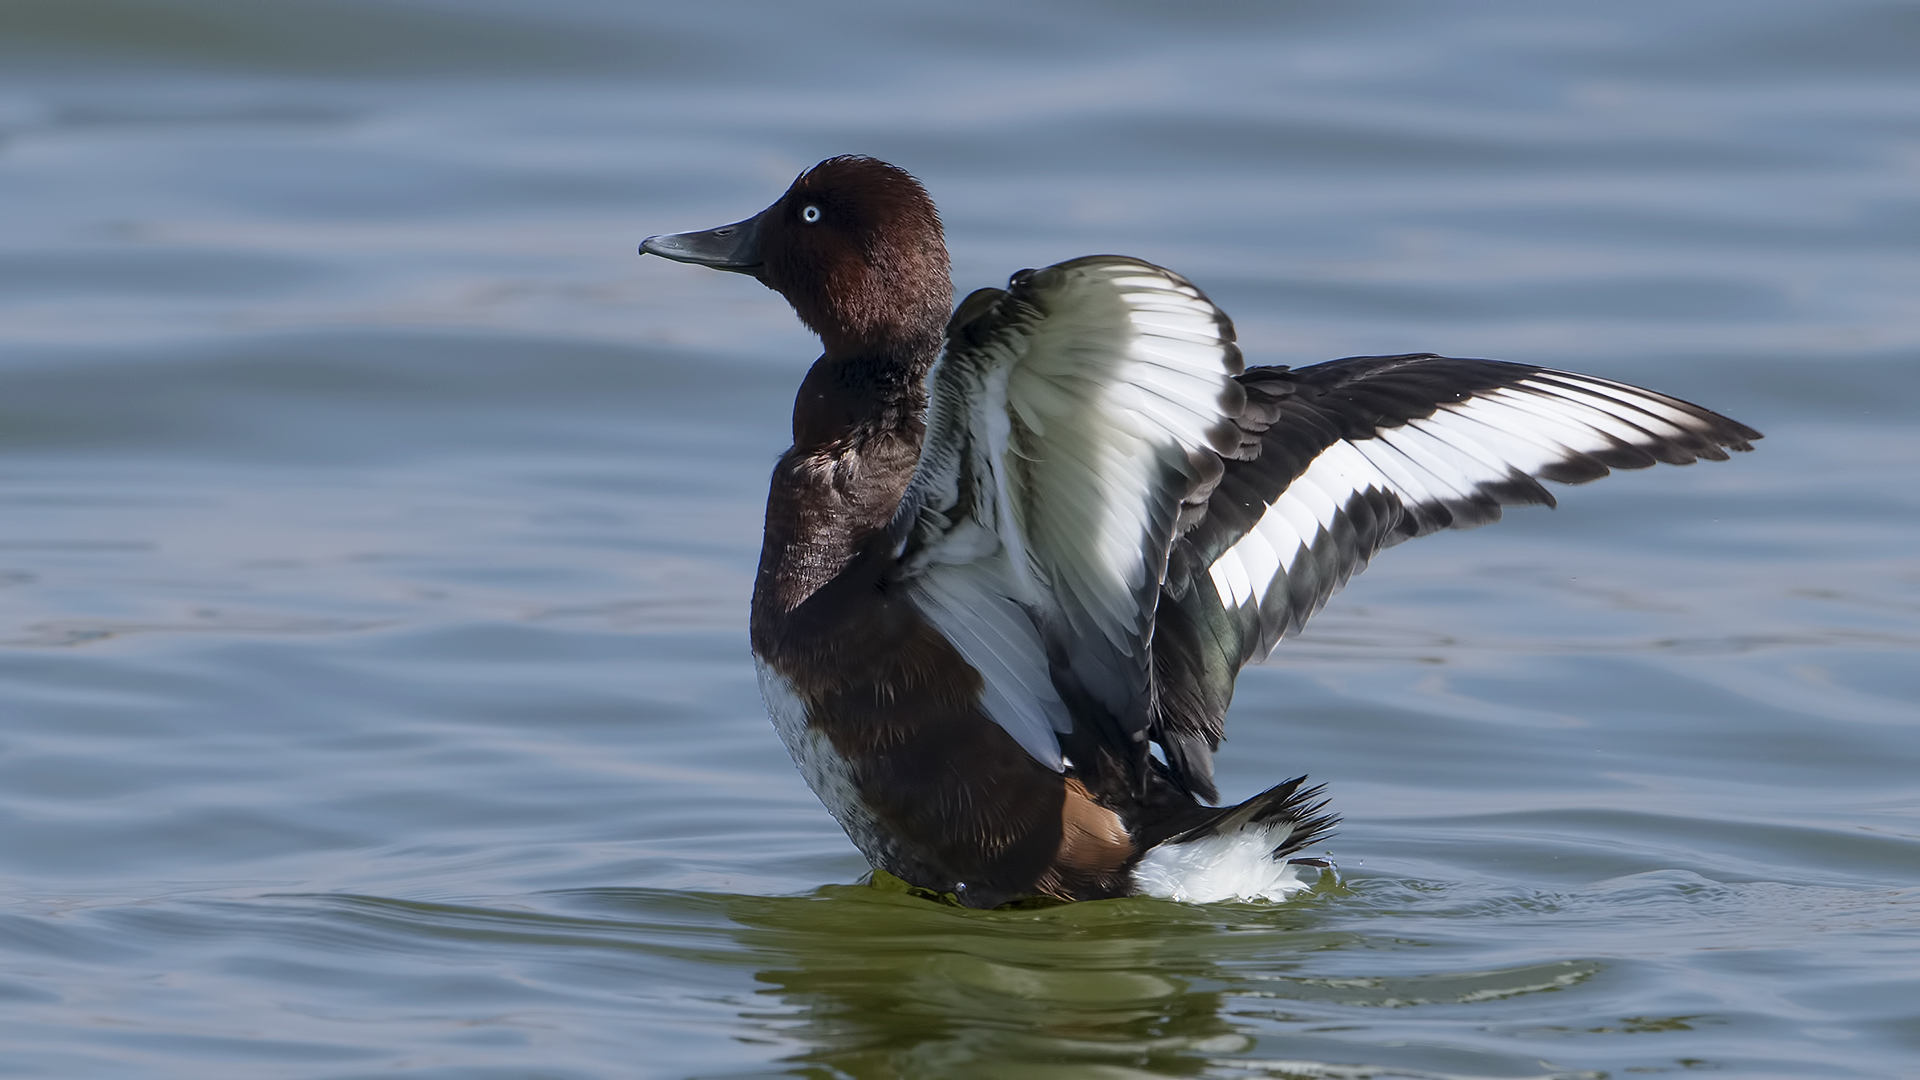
left=1129, top=776, right=1338, bottom=902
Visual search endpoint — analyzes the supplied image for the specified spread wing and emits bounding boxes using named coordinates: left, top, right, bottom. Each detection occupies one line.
left=1151, top=354, right=1762, bottom=799
left=894, top=259, right=1762, bottom=804
left=892, top=256, right=1246, bottom=780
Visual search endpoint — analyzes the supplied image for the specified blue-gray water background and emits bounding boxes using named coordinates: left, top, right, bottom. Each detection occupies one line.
left=1, top=1, right=1916, bottom=1076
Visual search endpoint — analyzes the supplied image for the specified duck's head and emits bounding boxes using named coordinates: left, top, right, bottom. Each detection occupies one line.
left=641, top=156, right=952, bottom=360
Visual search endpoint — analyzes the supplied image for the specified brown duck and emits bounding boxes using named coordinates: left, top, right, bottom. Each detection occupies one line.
left=640, top=156, right=1759, bottom=908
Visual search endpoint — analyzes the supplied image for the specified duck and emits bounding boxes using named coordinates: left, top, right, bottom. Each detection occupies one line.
left=640, top=155, right=1759, bottom=908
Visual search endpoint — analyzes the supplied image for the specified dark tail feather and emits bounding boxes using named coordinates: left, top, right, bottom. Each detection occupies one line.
left=1167, top=775, right=1338, bottom=859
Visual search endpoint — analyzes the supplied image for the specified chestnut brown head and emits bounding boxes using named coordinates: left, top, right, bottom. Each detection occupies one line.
left=643, top=156, right=952, bottom=359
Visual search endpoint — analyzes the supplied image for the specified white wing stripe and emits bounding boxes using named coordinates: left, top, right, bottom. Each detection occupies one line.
left=1385, top=423, right=1505, bottom=490
left=1347, top=435, right=1444, bottom=506
left=1269, top=487, right=1327, bottom=562
left=1460, top=388, right=1612, bottom=451
left=1495, top=386, right=1646, bottom=447
left=1330, top=438, right=1398, bottom=495
left=1401, top=415, right=1522, bottom=479
left=1369, top=429, right=1485, bottom=501
left=1231, top=515, right=1283, bottom=597
left=1210, top=548, right=1254, bottom=608
left=1523, top=374, right=1697, bottom=432
left=1522, top=382, right=1669, bottom=442
left=1562, top=377, right=1702, bottom=429
left=1212, top=439, right=1400, bottom=611
left=1440, top=395, right=1584, bottom=464
left=1302, top=440, right=1392, bottom=515
left=1281, top=459, right=1344, bottom=533
left=1257, top=501, right=1308, bottom=575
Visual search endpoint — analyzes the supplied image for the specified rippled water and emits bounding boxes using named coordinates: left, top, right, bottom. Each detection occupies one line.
left=1, top=1, right=1916, bottom=1076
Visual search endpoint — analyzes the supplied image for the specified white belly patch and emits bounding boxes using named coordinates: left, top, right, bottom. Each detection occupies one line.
left=754, top=659, right=891, bottom=865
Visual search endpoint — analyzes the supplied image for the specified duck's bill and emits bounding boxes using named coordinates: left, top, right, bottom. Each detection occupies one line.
left=639, top=212, right=764, bottom=274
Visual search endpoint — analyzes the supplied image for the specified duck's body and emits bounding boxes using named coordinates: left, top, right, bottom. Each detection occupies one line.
left=642, top=157, right=1758, bottom=907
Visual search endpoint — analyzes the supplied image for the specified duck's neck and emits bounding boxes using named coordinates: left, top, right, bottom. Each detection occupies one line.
left=751, top=338, right=940, bottom=650
left=789, top=338, right=938, bottom=449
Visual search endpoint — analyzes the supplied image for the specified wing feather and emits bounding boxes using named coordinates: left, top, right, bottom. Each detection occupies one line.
left=897, top=284, right=1761, bottom=805
left=895, top=257, right=1245, bottom=784
left=1152, top=355, right=1759, bottom=800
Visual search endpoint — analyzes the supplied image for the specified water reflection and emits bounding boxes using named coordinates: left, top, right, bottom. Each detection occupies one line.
left=563, top=882, right=1598, bottom=1080
left=721, top=885, right=1277, bottom=1078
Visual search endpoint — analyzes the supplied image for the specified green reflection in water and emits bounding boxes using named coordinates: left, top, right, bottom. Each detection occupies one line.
left=718, top=883, right=1324, bottom=1078
left=600, top=878, right=1594, bottom=1078
left=288, top=881, right=1653, bottom=1078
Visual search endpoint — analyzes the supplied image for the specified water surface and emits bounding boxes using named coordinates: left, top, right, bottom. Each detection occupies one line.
left=1, top=1, right=1916, bottom=1076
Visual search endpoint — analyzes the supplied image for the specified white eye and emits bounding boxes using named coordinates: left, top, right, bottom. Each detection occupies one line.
left=801, top=204, right=821, bottom=223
